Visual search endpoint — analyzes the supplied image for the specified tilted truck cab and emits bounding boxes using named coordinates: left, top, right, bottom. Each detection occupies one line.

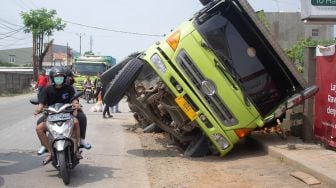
left=102, top=0, right=318, bottom=157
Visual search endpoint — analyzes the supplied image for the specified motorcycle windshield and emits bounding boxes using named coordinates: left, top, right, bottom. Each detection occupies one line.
left=194, top=1, right=303, bottom=116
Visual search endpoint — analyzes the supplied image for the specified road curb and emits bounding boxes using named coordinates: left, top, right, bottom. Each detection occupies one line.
left=253, top=135, right=336, bottom=187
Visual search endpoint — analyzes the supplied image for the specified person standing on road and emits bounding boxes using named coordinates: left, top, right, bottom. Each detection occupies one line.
left=35, top=69, right=49, bottom=99
left=94, top=72, right=102, bottom=102
left=101, top=82, right=112, bottom=119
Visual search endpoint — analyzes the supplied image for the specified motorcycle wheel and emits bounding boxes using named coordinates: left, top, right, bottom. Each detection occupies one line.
left=86, top=93, right=90, bottom=104
left=58, top=151, right=70, bottom=185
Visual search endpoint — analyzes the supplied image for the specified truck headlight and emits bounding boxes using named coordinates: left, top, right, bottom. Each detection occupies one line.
left=151, top=54, right=167, bottom=73
left=212, top=133, right=230, bottom=149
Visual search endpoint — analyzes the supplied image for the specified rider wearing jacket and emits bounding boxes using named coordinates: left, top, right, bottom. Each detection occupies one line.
left=34, top=67, right=82, bottom=165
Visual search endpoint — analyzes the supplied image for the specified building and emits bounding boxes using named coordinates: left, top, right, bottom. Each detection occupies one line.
left=0, top=44, right=76, bottom=67
left=0, top=47, right=32, bottom=66
left=265, top=12, right=334, bottom=50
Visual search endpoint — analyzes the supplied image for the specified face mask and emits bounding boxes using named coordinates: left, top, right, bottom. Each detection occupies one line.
left=54, top=76, right=64, bottom=85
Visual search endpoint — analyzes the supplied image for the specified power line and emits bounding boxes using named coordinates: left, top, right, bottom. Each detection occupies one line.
left=0, top=18, right=22, bottom=27
left=0, top=29, right=24, bottom=40
left=64, top=20, right=164, bottom=37
left=0, top=27, right=24, bottom=36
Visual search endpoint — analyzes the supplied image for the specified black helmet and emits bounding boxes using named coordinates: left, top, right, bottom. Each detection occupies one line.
left=65, top=69, right=74, bottom=77
left=49, top=66, right=66, bottom=85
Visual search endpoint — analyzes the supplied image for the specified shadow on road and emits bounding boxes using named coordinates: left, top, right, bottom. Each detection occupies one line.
left=127, top=135, right=267, bottom=161
left=0, top=151, right=120, bottom=187
left=57, top=163, right=120, bottom=187
left=0, top=151, right=41, bottom=186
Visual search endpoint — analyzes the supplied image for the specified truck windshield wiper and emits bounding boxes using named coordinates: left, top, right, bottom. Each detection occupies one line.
left=201, top=42, right=251, bottom=106
left=200, top=41, right=238, bottom=90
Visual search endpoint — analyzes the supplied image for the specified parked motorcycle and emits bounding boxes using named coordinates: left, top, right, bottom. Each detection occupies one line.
left=30, top=92, right=82, bottom=185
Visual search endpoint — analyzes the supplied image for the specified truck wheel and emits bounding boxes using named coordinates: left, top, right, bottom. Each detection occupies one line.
left=199, top=0, right=212, bottom=6
left=103, top=58, right=143, bottom=107
left=100, top=52, right=141, bottom=84
left=184, top=133, right=210, bottom=157
left=143, top=123, right=162, bottom=133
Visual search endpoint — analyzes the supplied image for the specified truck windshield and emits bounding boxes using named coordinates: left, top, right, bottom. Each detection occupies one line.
left=73, top=63, right=105, bottom=75
left=195, top=3, right=298, bottom=116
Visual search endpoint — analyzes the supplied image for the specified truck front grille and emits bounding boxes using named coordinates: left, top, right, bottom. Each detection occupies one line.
left=177, top=50, right=237, bottom=126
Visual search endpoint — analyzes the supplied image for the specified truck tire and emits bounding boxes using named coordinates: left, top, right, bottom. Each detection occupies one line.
left=143, top=123, right=162, bottom=133
left=100, top=52, right=141, bottom=84
left=184, top=133, right=210, bottom=157
left=199, top=0, right=212, bottom=6
left=103, top=58, right=143, bottom=106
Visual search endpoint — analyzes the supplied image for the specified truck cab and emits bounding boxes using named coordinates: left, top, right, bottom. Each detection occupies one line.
left=73, top=54, right=116, bottom=92
left=102, top=0, right=318, bottom=157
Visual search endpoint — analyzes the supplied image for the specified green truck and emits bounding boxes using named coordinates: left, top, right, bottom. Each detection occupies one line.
left=101, top=0, right=318, bottom=157
left=73, top=53, right=116, bottom=92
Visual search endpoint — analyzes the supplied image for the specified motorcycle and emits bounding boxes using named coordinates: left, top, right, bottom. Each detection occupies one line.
left=30, top=92, right=82, bottom=185
left=84, top=86, right=94, bottom=104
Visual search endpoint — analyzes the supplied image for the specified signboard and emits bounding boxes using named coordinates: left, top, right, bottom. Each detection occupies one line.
left=311, top=0, right=336, bottom=6
left=301, top=0, right=336, bottom=23
left=314, top=44, right=336, bottom=148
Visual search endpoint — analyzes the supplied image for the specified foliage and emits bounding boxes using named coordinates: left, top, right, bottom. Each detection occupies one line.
left=256, top=10, right=271, bottom=31
left=286, top=38, right=336, bottom=64
left=0, top=62, right=20, bottom=67
left=21, top=8, right=66, bottom=36
left=20, top=8, right=66, bottom=79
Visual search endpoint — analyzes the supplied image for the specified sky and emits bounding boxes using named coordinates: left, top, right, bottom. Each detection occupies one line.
left=0, top=0, right=331, bottom=62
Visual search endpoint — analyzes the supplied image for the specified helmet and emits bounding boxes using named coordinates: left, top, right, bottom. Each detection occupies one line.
left=49, top=66, right=66, bottom=86
left=65, top=69, right=74, bottom=77
left=65, top=68, right=75, bottom=85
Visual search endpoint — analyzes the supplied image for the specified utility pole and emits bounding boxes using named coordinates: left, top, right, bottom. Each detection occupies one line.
left=32, top=34, right=37, bottom=80
left=77, top=33, right=85, bottom=55
left=90, top=35, right=93, bottom=52
left=66, top=42, right=69, bottom=66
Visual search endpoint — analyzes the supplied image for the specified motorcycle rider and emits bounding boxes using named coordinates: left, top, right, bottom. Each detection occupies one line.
left=65, top=69, right=91, bottom=149
left=83, top=76, right=93, bottom=100
left=34, top=67, right=82, bottom=165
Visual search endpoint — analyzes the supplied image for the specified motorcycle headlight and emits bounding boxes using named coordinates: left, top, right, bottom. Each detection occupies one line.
left=47, top=119, right=74, bottom=138
left=151, top=53, right=167, bottom=73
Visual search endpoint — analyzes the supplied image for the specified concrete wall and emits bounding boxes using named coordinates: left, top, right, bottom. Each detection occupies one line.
left=265, top=12, right=334, bottom=50
left=0, top=72, right=33, bottom=94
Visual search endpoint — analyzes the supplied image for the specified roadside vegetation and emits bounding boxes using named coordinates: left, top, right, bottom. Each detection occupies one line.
left=286, top=38, right=336, bottom=72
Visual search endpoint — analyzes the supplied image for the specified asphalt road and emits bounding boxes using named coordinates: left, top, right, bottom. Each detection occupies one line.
left=0, top=93, right=150, bottom=187
left=0, top=93, right=332, bottom=188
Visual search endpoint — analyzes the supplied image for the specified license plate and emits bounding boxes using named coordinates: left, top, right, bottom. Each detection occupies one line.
left=86, top=89, right=91, bottom=92
left=48, top=113, right=71, bottom=122
left=175, top=96, right=197, bottom=121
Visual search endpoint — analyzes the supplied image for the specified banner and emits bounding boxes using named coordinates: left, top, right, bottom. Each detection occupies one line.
left=315, top=44, right=336, bottom=148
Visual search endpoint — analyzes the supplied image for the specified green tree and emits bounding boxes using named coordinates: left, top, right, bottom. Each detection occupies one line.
left=21, top=8, right=66, bottom=80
